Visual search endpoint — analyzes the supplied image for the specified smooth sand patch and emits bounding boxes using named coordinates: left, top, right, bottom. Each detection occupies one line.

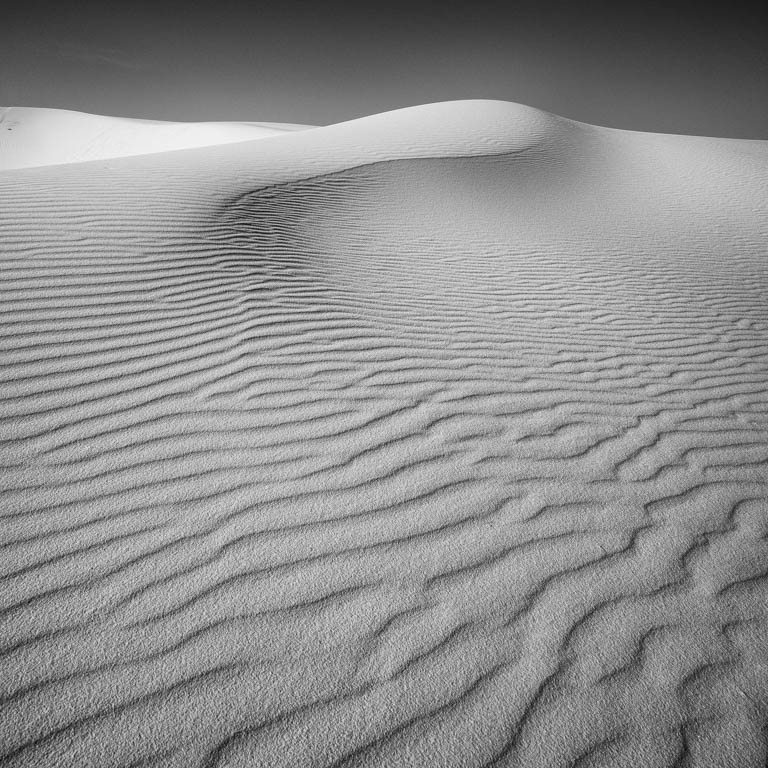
left=0, top=106, right=313, bottom=170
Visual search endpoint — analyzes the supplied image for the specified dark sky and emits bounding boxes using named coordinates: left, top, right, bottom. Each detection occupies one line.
left=2, top=0, right=767, bottom=138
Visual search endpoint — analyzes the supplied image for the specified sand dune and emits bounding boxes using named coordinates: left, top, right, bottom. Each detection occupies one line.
left=1, top=100, right=767, bottom=767
left=0, top=107, right=313, bottom=170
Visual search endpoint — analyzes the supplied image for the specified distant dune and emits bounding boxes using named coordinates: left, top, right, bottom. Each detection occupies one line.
left=0, top=107, right=313, bottom=170
left=1, top=100, right=767, bottom=768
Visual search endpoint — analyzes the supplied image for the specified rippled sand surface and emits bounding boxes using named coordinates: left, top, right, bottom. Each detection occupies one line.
left=2, top=100, right=768, bottom=767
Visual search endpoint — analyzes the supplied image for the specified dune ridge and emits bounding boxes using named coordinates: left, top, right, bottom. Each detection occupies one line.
left=1, top=100, right=768, bottom=767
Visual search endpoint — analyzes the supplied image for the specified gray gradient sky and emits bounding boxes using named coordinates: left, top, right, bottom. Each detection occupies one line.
left=2, top=0, right=767, bottom=137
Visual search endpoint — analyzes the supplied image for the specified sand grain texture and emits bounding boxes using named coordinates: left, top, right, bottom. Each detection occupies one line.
left=1, top=100, right=768, bottom=767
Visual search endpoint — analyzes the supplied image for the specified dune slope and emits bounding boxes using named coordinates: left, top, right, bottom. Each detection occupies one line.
left=0, top=107, right=313, bottom=170
left=1, top=100, right=768, bottom=768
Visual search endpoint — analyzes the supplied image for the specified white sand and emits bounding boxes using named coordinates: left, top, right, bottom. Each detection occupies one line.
left=0, top=107, right=313, bottom=170
left=1, top=100, right=767, bottom=768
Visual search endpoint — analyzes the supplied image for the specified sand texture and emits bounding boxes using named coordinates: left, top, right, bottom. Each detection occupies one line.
left=1, top=100, right=768, bottom=767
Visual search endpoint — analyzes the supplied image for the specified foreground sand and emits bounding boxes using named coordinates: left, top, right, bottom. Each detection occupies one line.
left=1, top=100, right=767, bottom=767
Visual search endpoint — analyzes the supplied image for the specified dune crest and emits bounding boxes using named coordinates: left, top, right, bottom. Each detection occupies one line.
left=1, top=100, right=767, bottom=767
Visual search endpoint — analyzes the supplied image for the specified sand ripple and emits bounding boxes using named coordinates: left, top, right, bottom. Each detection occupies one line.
left=1, top=101, right=768, bottom=767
